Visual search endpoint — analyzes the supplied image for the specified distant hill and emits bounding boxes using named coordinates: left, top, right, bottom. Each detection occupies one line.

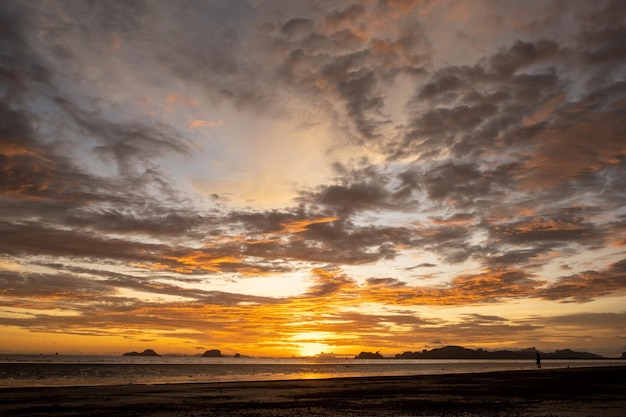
left=201, top=349, right=223, bottom=357
left=355, top=351, right=384, bottom=359
left=393, top=346, right=604, bottom=360
left=122, top=349, right=160, bottom=357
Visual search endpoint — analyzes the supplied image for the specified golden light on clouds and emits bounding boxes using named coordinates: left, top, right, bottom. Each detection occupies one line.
left=187, top=119, right=224, bottom=129
left=1, top=0, right=625, bottom=358
left=279, top=217, right=340, bottom=234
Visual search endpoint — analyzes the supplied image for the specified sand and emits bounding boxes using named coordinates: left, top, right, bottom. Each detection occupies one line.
left=0, top=366, right=624, bottom=416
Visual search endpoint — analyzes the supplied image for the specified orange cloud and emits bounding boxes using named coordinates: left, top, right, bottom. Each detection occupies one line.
left=166, top=92, right=198, bottom=108
left=3, top=261, right=623, bottom=356
left=361, top=269, right=544, bottom=306
left=500, top=218, right=587, bottom=235
left=387, top=0, right=425, bottom=15
left=522, top=94, right=565, bottom=127
left=240, top=217, right=339, bottom=246
left=236, top=267, right=274, bottom=277
left=324, top=4, right=366, bottom=33
left=1, top=143, right=36, bottom=158
left=540, top=259, right=626, bottom=302
left=187, top=119, right=224, bottom=129
left=111, top=33, right=122, bottom=51
left=279, top=217, right=339, bottom=234
left=0, top=144, right=67, bottom=200
left=518, top=103, right=626, bottom=189
left=429, top=213, right=476, bottom=226
left=139, top=252, right=242, bottom=274
left=304, top=268, right=358, bottom=300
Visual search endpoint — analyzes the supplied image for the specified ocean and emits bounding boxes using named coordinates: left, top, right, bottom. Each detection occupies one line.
left=0, top=354, right=622, bottom=388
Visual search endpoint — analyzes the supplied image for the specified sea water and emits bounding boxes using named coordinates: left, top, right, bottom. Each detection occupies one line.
left=0, top=354, right=622, bottom=388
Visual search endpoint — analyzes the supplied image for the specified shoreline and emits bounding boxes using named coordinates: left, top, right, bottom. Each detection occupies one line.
left=1, top=365, right=624, bottom=416
left=1, top=358, right=622, bottom=389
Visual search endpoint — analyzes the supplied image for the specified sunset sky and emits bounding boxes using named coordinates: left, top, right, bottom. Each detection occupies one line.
left=1, top=0, right=625, bottom=358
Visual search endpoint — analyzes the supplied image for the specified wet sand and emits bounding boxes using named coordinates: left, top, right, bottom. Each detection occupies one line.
left=0, top=366, right=624, bottom=416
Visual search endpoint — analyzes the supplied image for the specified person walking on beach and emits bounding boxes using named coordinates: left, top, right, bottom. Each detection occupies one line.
left=536, top=352, right=541, bottom=368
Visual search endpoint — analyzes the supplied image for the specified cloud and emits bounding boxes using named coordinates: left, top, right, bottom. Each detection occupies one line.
left=272, top=2, right=429, bottom=143
left=304, top=268, right=356, bottom=298
left=366, top=277, right=406, bottom=288
left=487, top=40, right=561, bottom=76
left=55, top=97, right=191, bottom=176
left=539, top=259, right=626, bottom=302
left=490, top=207, right=602, bottom=246
left=1, top=0, right=625, bottom=355
left=541, top=311, right=626, bottom=329
left=513, top=91, right=626, bottom=189
left=187, top=120, right=224, bottom=129
left=0, top=4, right=52, bottom=92
left=0, top=256, right=622, bottom=354
left=0, top=270, right=113, bottom=301
left=0, top=221, right=169, bottom=264
left=280, top=17, right=315, bottom=38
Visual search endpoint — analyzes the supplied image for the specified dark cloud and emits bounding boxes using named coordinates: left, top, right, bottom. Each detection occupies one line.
left=0, top=270, right=113, bottom=301
left=398, top=59, right=563, bottom=162
left=541, top=311, right=626, bottom=328
left=304, top=268, right=355, bottom=298
left=539, top=259, right=626, bottom=302
left=333, top=66, right=389, bottom=140
left=406, top=263, right=437, bottom=269
left=487, top=40, right=561, bottom=76
left=317, top=181, right=390, bottom=213
left=410, top=222, right=478, bottom=264
left=280, top=18, right=315, bottom=38
left=300, top=163, right=421, bottom=216
left=0, top=2, right=203, bottom=240
left=366, top=277, right=406, bottom=287
left=485, top=247, right=553, bottom=269
left=490, top=208, right=603, bottom=246
left=462, top=314, right=508, bottom=324
left=579, top=1, right=626, bottom=75
left=239, top=216, right=411, bottom=266
left=420, top=162, right=510, bottom=207
left=0, top=4, right=51, bottom=93
left=272, top=2, right=429, bottom=142
left=55, top=97, right=191, bottom=176
left=0, top=220, right=167, bottom=263
left=325, top=4, right=366, bottom=30
left=0, top=102, right=58, bottom=199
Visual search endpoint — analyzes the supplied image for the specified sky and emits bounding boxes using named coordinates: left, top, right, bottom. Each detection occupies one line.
left=0, top=0, right=625, bottom=358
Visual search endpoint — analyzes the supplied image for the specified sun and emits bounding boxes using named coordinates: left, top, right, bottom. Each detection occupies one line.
left=290, top=332, right=336, bottom=357
left=298, top=342, right=332, bottom=357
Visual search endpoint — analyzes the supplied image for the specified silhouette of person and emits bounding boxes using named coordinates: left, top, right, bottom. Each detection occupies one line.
left=536, top=352, right=541, bottom=368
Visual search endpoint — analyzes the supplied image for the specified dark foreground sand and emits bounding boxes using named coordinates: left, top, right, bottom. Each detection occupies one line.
left=0, top=366, right=624, bottom=417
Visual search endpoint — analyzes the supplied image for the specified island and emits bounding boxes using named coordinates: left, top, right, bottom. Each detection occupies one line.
left=355, top=346, right=605, bottom=359
left=355, top=351, right=384, bottom=359
left=201, top=349, right=223, bottom=357
left=122, top=349, right=160, bottom=357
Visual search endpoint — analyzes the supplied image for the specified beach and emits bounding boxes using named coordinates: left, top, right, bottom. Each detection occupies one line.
left=0, top=366, right=624, bottom=416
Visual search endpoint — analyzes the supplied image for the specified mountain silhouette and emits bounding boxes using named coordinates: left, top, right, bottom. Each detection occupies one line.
left=393, top=346, right=604, bottom=359
left=122, top=349, right=160, bottom=357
